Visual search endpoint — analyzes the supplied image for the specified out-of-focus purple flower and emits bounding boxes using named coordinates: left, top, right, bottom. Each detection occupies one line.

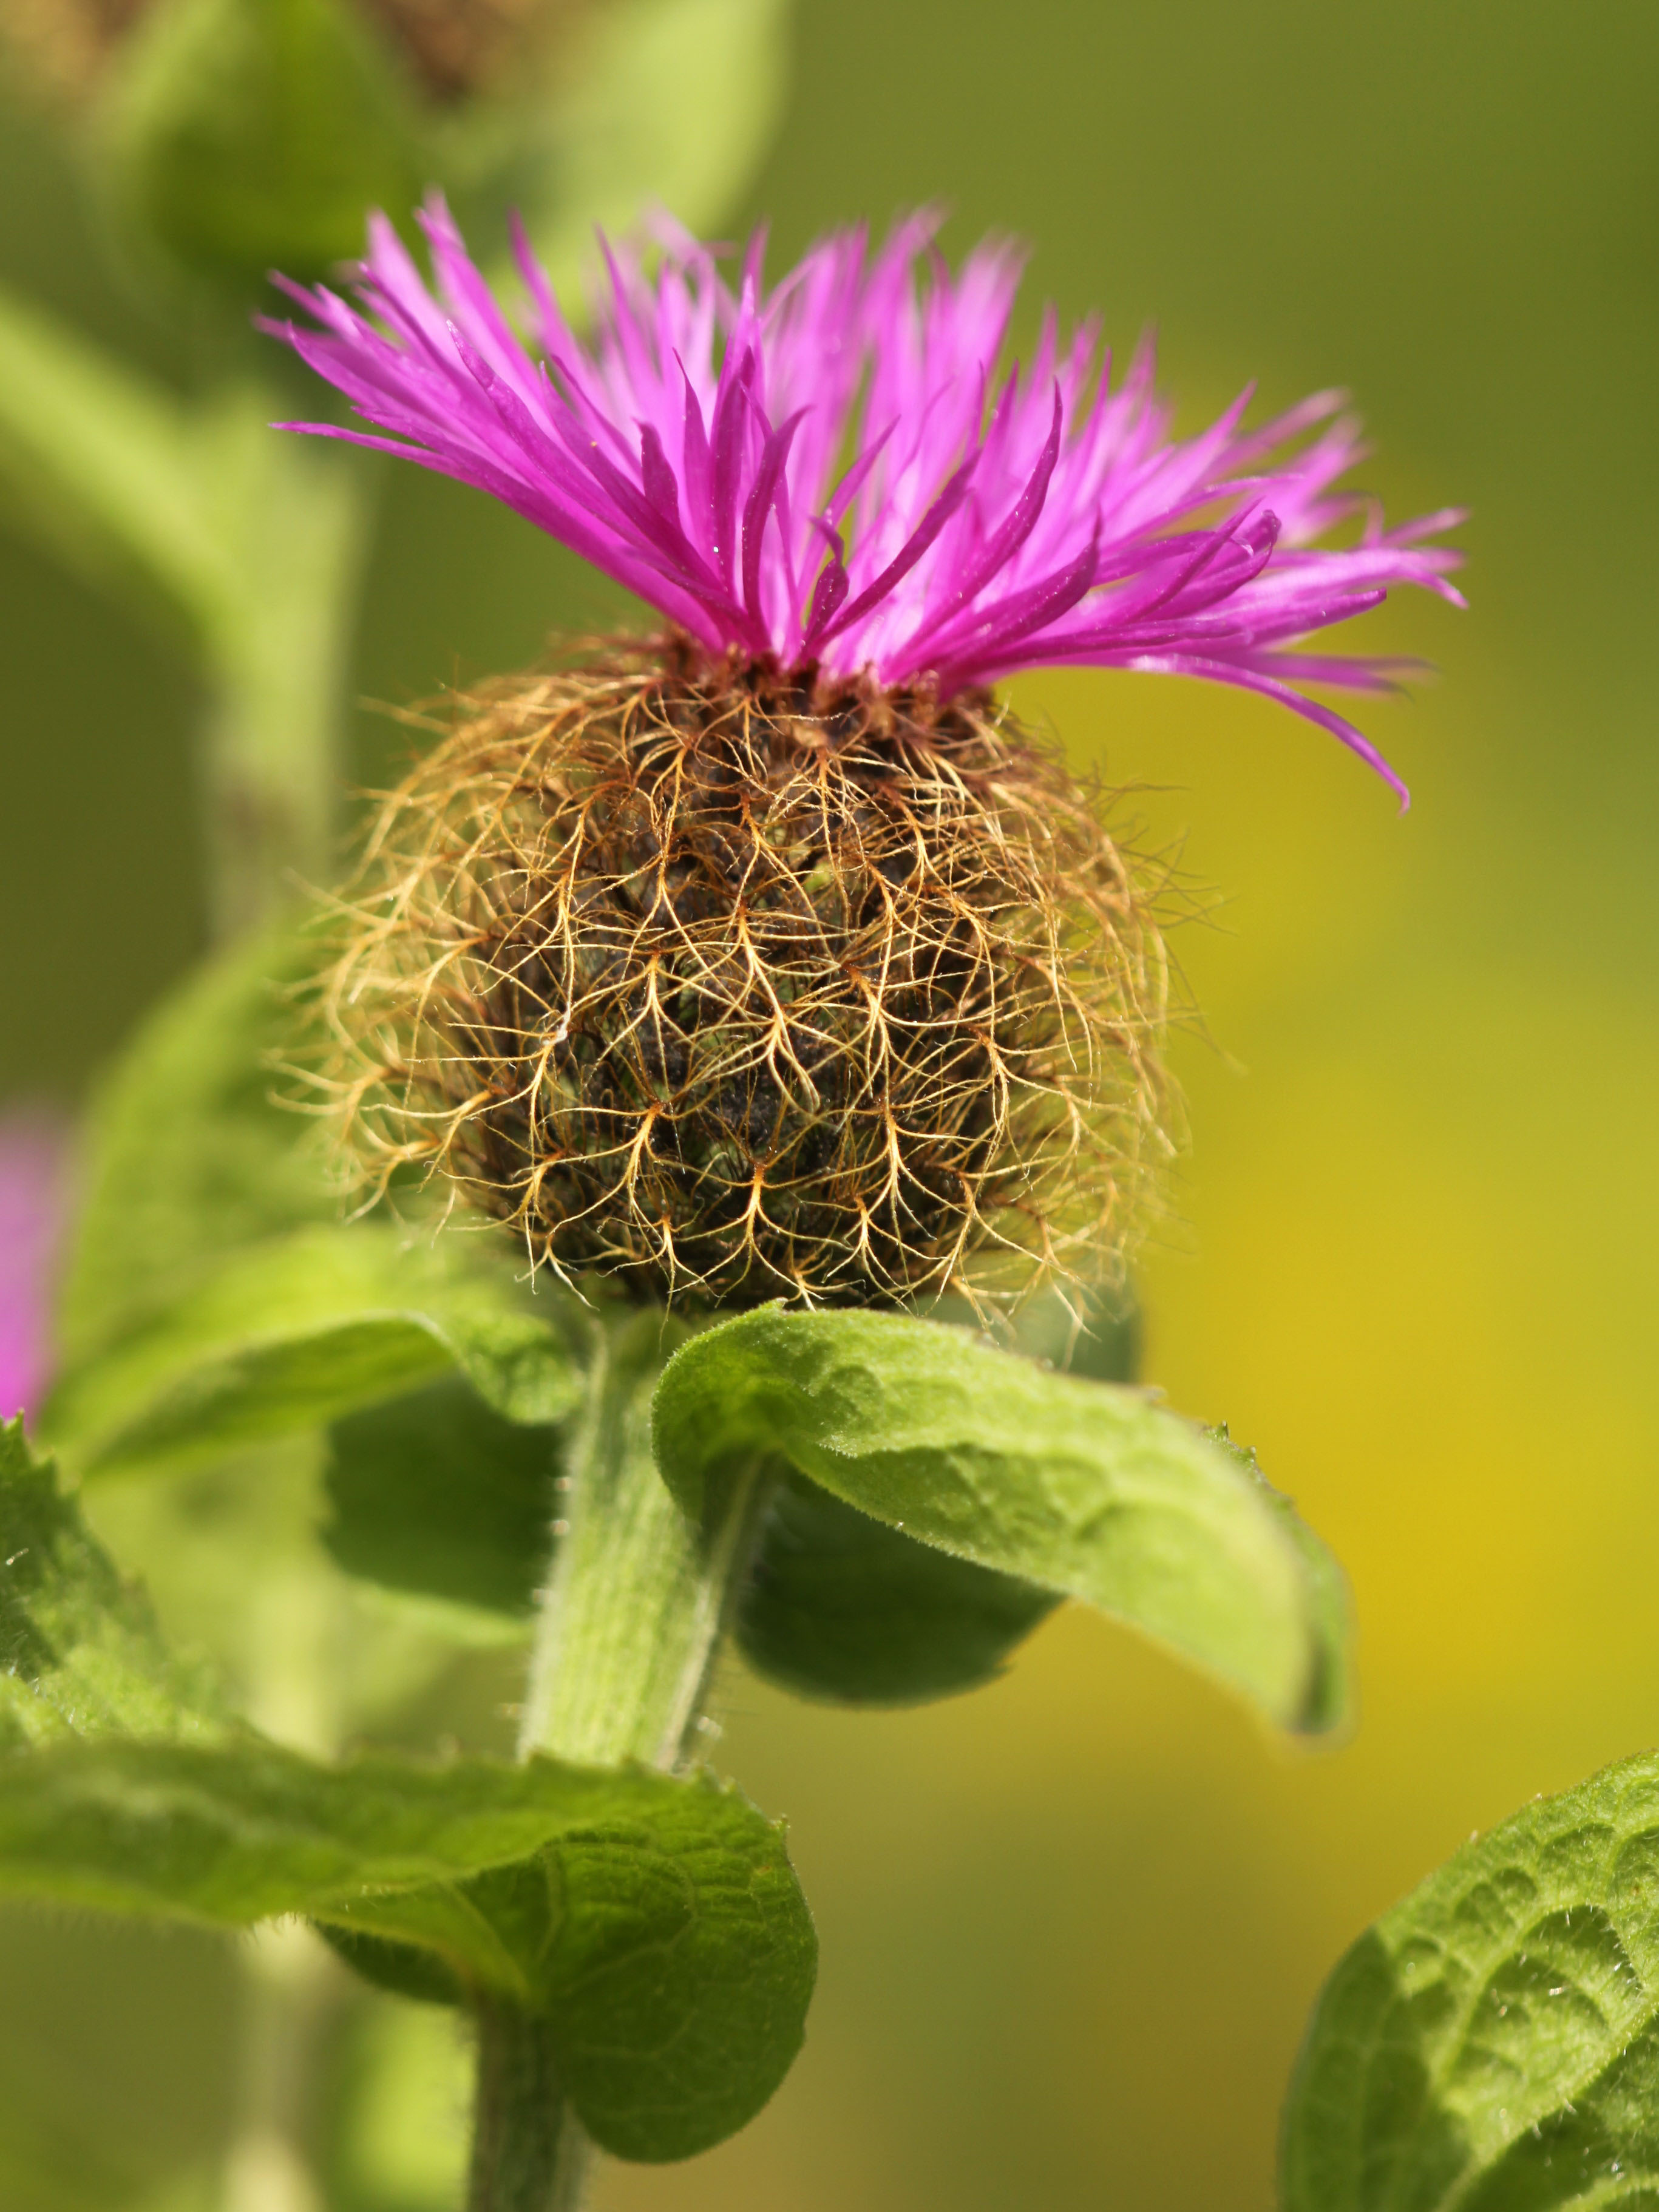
left=269, top=200, right=1462, bottom=802
left=0, top=1116, right=66, bottom=1423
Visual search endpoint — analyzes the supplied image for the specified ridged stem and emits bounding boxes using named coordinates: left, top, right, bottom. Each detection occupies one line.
left=467, top=1307, right=764, bottom=2212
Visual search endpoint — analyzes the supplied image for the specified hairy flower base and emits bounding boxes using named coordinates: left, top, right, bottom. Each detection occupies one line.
left=326, top=643, right=1175, bottom=1306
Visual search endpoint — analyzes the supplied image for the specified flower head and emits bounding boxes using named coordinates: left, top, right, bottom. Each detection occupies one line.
left=271, top=198, right=1461, bottom=802
left=285, top=205, right=1461, bottom=1309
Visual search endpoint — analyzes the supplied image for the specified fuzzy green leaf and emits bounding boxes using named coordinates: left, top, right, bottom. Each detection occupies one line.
left=0, top=1420, right=230, bottom=1749
left=737, top=1467, right=1060, bottom=1706
left=1282, top=1749, right=1659, bottom=2211
left=324, top=1768, right=816, bottom=2160
left=655, top=1307, right=1349, bottom=1735
left=324, top=1376, right=558, bottom=1622
left=1, top=1414, right=812, bottom=2158
left=736, top=1287, right=1137, bottom=1706
left=0, top=1735, right=814, bottom=2160
left=44, top=1223, right=581, bottom=1477
left=108, top=0, right=423, bottom=294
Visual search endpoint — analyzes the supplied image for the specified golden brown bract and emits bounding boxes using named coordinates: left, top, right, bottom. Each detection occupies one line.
left=323, top=642, right=1175, bottom=1309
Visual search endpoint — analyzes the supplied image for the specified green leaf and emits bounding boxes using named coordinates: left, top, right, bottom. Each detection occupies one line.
left=0, top=1419, right=229, bottom=1749
left=44, top=1222, right=582, bottom=1477
left=0, top=1734, right=814, bottom=2161
left=737, top=1468, right=1060, bottom=1706
left=655, top=1306, right=1350, bottom=1735
left=327, top=1770, right=815, bottom=2160
left=737, top=1285, right=1138, bottom=1707
left=489, top=0, right=791, bottom=301
left=1213, top=1428, right=1354, bottom=1739
left=324, top=1376, right=557, bottom=1621
left=1282, top=1749, right=1659, bottom=2212
left=57, top=923, right=336, bottom=1363
left=107, top=0, right=424, bottom=294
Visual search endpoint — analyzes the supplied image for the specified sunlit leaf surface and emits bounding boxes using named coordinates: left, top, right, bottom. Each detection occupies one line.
left=656, top=1306, right=1351, bottom=1734
left=1284, top=1751, right=1659, bottom=2211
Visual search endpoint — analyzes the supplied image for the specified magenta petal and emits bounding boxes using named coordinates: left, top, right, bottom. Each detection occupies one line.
left=268, top=195, right=1461, bottom=792
left=741, top=408, right=809, bottom=645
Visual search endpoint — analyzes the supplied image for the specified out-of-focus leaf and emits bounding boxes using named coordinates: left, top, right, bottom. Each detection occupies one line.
left=1282, top=1749, right=1659, bottom=2212
left=0, top=281, right=225, bottom=632
left=655, top=1306, right=1350, bottom=1735
left=324, top=1375, right=557, bottom=1621
left=44, top=1223, right=581, bottom=1476
left=490, top=0, right=790, bottom=300
left=0, top=287, right=363, bottom=921
left=0, top=1419, right=229, bottom=1748
left=737, top=1468, right=1060, bottom=1705
left=0, top=290, right=357, bottom=671
left=107, top=0, right=422, bottom=294
left=57, top=923, right=335, bottom=1362
left=739, top=1284, right=1141, bottom=1706
left=0, top=1734, right=814, bottom=2161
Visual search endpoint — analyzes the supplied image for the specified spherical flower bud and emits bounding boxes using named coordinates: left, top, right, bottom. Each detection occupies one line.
left=275, top=202, right=1461, bottom=1306
left=330, top=645, right=1170, bottom=1304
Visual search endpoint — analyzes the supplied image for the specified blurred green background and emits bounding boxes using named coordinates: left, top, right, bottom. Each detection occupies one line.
left=4, top=0, right=1658, bottom=2207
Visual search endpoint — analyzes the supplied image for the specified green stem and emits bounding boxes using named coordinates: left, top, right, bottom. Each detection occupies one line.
left=223, top=1921, right=333, bottom=2212
left=466, top=1307, right=766, bottom=2212
left=196, top=412, right=367, bottom=941
left=520, top=1309, right=761, bottom=1769
left=198, top=660, right=338, bottom=943
left=222, top=1553, right=350, bottom=2212
left=466, top=2001, right=591, bottom=2212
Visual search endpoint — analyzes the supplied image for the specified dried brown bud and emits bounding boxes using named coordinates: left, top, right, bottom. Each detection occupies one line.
left=1, top=0, right=147, bottom=105
left=324, top=643, right=1176, bottom=1309
left=358, top=0, right=576, bottom=100
left=0, top=0, right=574, bottom=106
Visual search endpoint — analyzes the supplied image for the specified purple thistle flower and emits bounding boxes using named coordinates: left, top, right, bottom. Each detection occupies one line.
left=269, top=199, right=1462, bottom=802
left=0, top=1115, right=66, bottom=1423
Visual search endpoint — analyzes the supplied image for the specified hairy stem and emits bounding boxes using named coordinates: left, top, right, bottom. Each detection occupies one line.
left=466, top=2002, right=591, bottom=2212
left=466, top=1306, right=765, bottom=2212
left=520, top=1309, right=760, bottom=1769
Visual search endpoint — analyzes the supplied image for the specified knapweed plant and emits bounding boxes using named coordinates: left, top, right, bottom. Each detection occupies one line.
left=16, top=201, right=1649, bottom=2212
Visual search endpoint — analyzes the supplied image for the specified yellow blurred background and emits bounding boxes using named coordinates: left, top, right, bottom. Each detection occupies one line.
left=3, top=0, right=1658, bottom=2207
